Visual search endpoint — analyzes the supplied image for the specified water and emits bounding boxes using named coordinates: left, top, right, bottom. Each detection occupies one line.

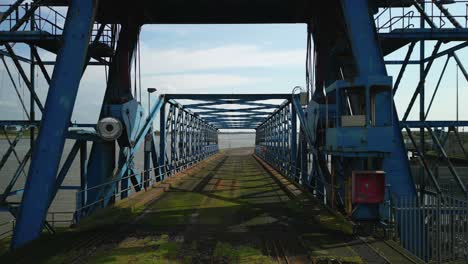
left=0, top=133, right=256, bottom=235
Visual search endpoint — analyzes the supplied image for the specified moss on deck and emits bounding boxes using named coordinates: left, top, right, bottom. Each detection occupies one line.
left=2, top=149, right=370, bottom=263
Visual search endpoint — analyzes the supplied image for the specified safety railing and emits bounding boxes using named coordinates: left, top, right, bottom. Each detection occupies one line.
left=415, top=182, right=468, bottom=200
left=0, top=220, right=15, bottom=239
left=0, top=211, right=75, bottom=240
left=0, top=145, right=218, bottom=240
left=45, top=211, right=75, bottom=228
left=0, top=4, right=114, bottom=46
left=389, top=194, right=468, bottom=263
left=374, top=1, right=468, bottom=33
left=74, top=145, right=218, bottom=218
left=255, top=145, right=341, bottom=208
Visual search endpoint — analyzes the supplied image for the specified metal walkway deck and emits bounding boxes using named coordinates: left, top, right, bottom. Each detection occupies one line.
left=2, top=148, right=418, bottom=263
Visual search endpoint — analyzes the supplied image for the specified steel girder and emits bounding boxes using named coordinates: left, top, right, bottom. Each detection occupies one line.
left=255, top=100, right=297, bottom=180
left=159, top=99, right=219, bottom=175
left=165, top=94, right=290, bottom=130
left=11, top=0, right=98, bottom=248
left=0, top=0, right=118, bottom=249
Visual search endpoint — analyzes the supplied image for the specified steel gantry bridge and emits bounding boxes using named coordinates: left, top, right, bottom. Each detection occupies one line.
left=1, top=0, right=468, bottom=261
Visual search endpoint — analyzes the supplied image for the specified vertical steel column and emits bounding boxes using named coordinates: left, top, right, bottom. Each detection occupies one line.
left=79, top=141, right=88, bottom=210
left=419, top=4, right=426, bottom=195
left=119, top=148, right=130, bottom=199
left=29, top=7, right=35, bottom=152
left=340, top=0, right=386, bottom=76
left=159, top=100, right=166, bottom=177
left=198, top=119, right=202, bottom=158
left=171, top=105, right=178, bottom=169
left=12, top=0, right=97, bottom=249
left=188, top=114, right=193, bottom=161
left=86, top=21, right=140, bottom=209
left=144, top=133, right=151, bottom=189
left=179, top=110, right=185, bottom=165
left=340, top=0, right=416, bottom=199
left=291, top=102, right=297, bottom=179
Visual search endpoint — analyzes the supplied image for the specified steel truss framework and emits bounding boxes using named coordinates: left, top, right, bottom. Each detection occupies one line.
left=159, top=98, right=219, bottom=176
left=255, top=99, right=297, bottom=179
left=0, top=1, right=467, bottom=259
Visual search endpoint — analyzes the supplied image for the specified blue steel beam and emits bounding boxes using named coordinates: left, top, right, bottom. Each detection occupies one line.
left=290, top=102, right=297, bottom=179
left=213, top=124, right=262, bottom=128
left=165, top=94, right=291, bottom=100
left=199, top=113, right=270, bottom=118
left=184, top=101, right=280, bottom=108
left=1, top=149, right=31, bottom=203
left=0, top=129, right=25, bottom=173
left=198, top=108, right=272, bottom=115
left=204, top=117, right=266, bottom=122
left=340, top=0, right=416, bottom=219
left=384, top=41, right=468, bottom=65
left=186, top=105, right=279, bottom=111
left=426, top=55, right=451, bottom=119
left=85, top=21, right=141, bottom=210
left=393, top=42, right=416, bottom=94
left=4, top=43, right=44, bottom=113
left=49, top=141, right=81, bottom=205
left=210, top=120, right=263, bottom=123
left=220, top=126, right=257, bottom=129
left=380, top=29, right=468, bottom=41
left=426, top=127, right=467, bottom=195
left=402, top=42, right=442, bottom=121
left=87, top=98, right=164, bottom=207
left=0, top=31, right=59, bottom=42
left=215, top=125, right=260, bottom=129
left=159, top=100, right=167, bottom=177
left=12, top=0, right=97, bottom=249
left=401, top=121, right=468, bottom=128
left=1, top=55, right=30, bottom=118
left=385, top=60, right=420, bottom=65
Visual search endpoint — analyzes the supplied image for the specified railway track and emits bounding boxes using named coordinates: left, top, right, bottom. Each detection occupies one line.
left=355, top=235, right=422, bottom=264
left=264, top=239, right=291, bottom=264
left=67, top=155, right=227, bottom=263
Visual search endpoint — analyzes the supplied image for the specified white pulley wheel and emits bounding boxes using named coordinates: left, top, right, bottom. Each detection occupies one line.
left=97, top=117, right=123, bottom=141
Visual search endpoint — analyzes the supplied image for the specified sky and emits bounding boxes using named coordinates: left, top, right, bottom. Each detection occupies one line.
left=0, top=1, right=467, bottom=129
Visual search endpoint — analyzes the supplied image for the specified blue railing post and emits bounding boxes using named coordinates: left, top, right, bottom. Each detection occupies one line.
left=290, top=100, right=297, bottom=180
left=159, top=100, right=167, bottom=178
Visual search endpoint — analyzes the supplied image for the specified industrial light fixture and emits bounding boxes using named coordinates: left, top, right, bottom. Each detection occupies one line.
left=147, top=88, right=157, bottom=111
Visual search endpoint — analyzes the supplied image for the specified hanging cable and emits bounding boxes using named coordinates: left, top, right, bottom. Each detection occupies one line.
left=134, top=37, right=137, bottom=101
left=104, top=62, right=108, bottom=84
left=305, top=23, right=313, bottom=100
left=138, top=34, right=142, bottom=103
left=456, top=63, right=459, bottom=123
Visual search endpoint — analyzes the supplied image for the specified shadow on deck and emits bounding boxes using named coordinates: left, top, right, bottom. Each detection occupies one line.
left=1, top=148, right=415, bottom=264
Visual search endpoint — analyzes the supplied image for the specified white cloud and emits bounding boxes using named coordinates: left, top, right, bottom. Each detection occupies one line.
left=139, top=44, right=303, bottom=74
left=0, top=39, right=303, bottom=122
left=142, top=73, right=266, bottom=94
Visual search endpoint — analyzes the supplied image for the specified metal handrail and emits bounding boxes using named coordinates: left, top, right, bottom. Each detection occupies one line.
left=377, top=11, right=415, bottom=31
left=0, top=147, right=219, bottom=240
left=0, top=4, right=114, bottom=46
left=74, top=148, right=219, bottom=213
left=374, top=1, right=468, bottom=32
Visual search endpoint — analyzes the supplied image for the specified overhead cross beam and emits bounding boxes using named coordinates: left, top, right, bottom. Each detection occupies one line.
left=163, top=94, right=292, bottom=130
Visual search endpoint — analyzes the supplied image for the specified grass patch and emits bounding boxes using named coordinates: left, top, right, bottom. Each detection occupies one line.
left=89, top=234, right=182, bottom=264
left=0, top=237, right=11, bottom=256
left=213, top=242, right=269, bottom=263
left=317, top=213, right=354, bottom=235
left=311, top=256, right=364, bottom=264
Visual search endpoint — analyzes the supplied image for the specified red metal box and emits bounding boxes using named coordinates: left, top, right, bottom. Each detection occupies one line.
left=351, top=171, right=385, bottom=204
